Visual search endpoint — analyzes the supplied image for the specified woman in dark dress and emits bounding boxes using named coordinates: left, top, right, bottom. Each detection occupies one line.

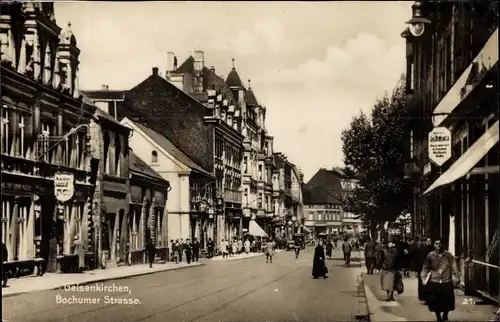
left=312, top=240, right=328, bottom=279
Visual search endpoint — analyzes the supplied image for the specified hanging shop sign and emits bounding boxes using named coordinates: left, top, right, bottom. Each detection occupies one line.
left=428, top=127, right=452, bottom=167
left=54, top=172, right=75, bottom=202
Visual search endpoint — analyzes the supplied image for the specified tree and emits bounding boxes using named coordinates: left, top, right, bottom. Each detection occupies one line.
left=341, top=74, right=412, bottom=235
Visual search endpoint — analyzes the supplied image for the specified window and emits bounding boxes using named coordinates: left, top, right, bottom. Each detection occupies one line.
left=244, top=188, right=248, bottom=206
left=318, top=213, right=323, bottom=221
left=308, top=213, right=313, bottom=221
left=151, top=150, right=158, bottom=163
left=409, top=130, right=414, bottom=159
left=18, top=115, right=25, bottom=158
left=243, top=156, right=248, bottom=174
left=103, top=132, right=110, bottom=174
left=41, top=122, right=52, bottom=163
left=258, top=193, right=263, bottom=209
left=115, top=135, right=121, bottom=176
left=258, top=164, right=262, bottom=180
left=108, top=102, right=116, bottom=120
left=1, top=109, right=9, bottom=154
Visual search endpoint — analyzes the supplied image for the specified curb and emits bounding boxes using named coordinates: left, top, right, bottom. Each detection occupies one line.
left=363, top=281, right=406, bottom=322
left=2, top=262, right=204, bottom=298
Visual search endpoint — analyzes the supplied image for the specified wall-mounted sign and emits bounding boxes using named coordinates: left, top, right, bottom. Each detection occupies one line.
left=54, top=172, right=74, bottom=202
left=428, top=127, right=452, bottom=167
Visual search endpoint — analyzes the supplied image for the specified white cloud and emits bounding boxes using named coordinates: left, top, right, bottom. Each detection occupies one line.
left=212, top=19, right=293, bottom=56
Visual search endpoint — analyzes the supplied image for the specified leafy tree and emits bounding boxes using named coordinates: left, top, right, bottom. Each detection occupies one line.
left=341, top=74, right=412, bottom=235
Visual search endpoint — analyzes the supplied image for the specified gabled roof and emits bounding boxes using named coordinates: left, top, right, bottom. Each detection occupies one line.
left=302, top=184, right=342, bottom=205
left=226, top=67, right=244, bottom=88
left=173, top=56, right=237, bottom=105
left=126, top=119, right=213, bottom=178
left=303, top=168, right=343, bottom=204
left=245, top=87, right=258, bottom=106
left=129, top=150, right=166, bottom=182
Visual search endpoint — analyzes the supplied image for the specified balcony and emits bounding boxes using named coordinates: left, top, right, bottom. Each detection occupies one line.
left=224, top=189, right=242, bottom=204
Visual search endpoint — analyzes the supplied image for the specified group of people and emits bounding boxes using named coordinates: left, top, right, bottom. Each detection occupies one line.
left=169, top=237, right=201, bottom=264
left=364, top=236, right=460, bottom=322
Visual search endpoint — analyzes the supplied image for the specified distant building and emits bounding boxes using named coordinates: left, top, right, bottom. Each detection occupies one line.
left=82, top=85, right=125, bottom=121
left=302, top=169, right=344, bottom=238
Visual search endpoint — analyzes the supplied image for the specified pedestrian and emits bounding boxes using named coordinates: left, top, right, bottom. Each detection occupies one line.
left=207, top=238, right=214, bottom=258
left=408, top=236, right=420, bottom=276
left=192, top=238, right=200, bottom=262
left=145, top=238, right=156, bottom=268
left=380, top=240, right=398, bottom=301
left=325, top=240, right=333, bottom=260
left=2, top=242, right=8, bottom=287
left=170, top=239, right=178, bottom=263
left=177, top=238, right=184, bottom=262
left=244, top=239, right=250, bottom=254
left=416, top=237, right=434, bottom=301
left=231, top=239, right=237, bottom=256
left=124, top=241, right=131, bottom=266
left=374, top=240, right=384, bottom=273
left=265, top=238, right=276, bottom=263
left=312, top=239, right=328, bottom=279
left=72, top=235, right=85, bottom=272
left=221, top=239, right=229, bottom=259
left=237, top=238, right=243, bottom=254
left=185, top=238, right=193, bottom=264
left=364, top=236, right=376, bottom=275
left=421, top=238, right=460, bottom=322
left=342, top=236, right=352, bottom=267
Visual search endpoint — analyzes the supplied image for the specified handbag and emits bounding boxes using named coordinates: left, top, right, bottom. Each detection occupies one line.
left=395, top=272, right=404, bottom=294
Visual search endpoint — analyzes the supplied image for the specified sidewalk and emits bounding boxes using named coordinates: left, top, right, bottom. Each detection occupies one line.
left=362, top=272, right=498, bottom=321
left=2, top=261, right=203, bottom=298
left=211, top=249, right=284, bottom=261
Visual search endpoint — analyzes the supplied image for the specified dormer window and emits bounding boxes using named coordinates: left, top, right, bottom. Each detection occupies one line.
left=152, top=150, right=158, bottom=163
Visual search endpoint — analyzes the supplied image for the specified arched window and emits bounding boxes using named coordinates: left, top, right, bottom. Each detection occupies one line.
left=151, top=150, right=158, bottom=163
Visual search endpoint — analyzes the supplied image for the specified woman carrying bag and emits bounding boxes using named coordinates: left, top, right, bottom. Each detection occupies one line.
left=420, top=238, right=460, bottom=322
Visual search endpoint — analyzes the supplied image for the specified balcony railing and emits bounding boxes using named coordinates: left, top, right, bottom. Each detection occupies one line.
left=224, top=189, right=242, bottom=204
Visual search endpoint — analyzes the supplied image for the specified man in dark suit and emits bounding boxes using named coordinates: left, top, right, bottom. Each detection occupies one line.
left=192, top=238, right=200, bottom=262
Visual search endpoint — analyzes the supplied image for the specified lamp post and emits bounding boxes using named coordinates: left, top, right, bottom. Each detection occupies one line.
left=405, top=2, right=431, bottom=38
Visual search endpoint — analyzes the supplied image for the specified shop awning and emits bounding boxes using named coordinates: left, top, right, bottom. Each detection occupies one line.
left=424, top=120, right=499, bottom=195
left=248, top=220, right=268, bottom=238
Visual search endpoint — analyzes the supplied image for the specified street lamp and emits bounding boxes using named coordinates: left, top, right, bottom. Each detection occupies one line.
left=406, top=2, right=431, bottom=37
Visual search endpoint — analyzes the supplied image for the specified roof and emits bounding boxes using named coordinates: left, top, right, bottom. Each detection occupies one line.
left=175, top=56, right=237, bottom=105
left=245, top=87, right=258, bottom=106
left=129, top=150, right=166, bottom=182
left=303, top=168, right=344, bottom=204
left=129, top=119, right=214, bottom=178
left=81, top=90, right=126, bottom=100
left=226, top=68, right=244, bottom=88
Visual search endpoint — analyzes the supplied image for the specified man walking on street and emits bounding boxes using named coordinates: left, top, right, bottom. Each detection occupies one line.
left=170, top=239, right=178, bottom=263
left=364, top=236, right=376, bottom=274
left=145, top=238, right=156, bottom=268
left=178, top=238, right=184, bottom=262
left=342, top=236, right=352, bottom=267
left=185, top=238, right=193, bottom=264
left=207, top=238, right=214, bottom=258
left=192, top=238, right=200, bottom=262
left=2, top=242, right=8, bottom=287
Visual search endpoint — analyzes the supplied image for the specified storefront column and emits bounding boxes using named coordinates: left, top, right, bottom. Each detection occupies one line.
left=9, top=197, right=20, bottom=260
left=149, top=198, right=157, bottom=245
left=26, top=198, right=35, bottom=259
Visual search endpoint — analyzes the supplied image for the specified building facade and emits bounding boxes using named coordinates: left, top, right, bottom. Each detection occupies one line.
left=302, top=168, right=344, bottom=239
left=82, top=85, right=125, bottom=121
left=120, top=118, right=213, bottom=249
left=272, top=153, right=303, bottom=239
left=402, top=1, right=499, bottom=301
left=1, top=3, right=96, bottom=273
left=128, top=151, right=170, bottom=264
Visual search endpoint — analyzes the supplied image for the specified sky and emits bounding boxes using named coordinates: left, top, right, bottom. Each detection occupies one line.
left=54, top=1, right=412, bottom=181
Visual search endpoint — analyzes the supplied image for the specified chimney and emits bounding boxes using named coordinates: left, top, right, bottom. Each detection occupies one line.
left=166, top=52, right=176, bottom=72
left=194, top=50, right=204, bottom=72
left=101, top=84, right=109, bottom=90
left=210, top=66, right=215, bottom=73
left=152, top=67, right=159, bottom=76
